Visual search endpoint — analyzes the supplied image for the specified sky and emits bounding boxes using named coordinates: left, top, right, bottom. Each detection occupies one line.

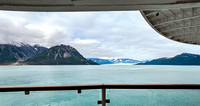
left=0, top=10, right=200, bottom=60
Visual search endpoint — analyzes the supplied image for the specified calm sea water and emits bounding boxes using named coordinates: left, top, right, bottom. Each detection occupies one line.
left=0, top=65, right=200, bottom=106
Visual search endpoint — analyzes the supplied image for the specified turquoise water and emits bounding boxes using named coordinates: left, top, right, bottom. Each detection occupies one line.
left=0, top=65, right=200, bottom=106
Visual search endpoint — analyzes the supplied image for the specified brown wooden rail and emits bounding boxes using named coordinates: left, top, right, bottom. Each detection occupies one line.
left=1, top=84, right=200, bottom=106
left=0, top=84, right=200, bottom=92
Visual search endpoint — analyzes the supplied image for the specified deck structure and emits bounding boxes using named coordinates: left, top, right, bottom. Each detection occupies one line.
left=141, top=8, right=200, bottom=45
left=0, top=1, right=200, bottom=106
left=1, top=84, right=200, bottom=106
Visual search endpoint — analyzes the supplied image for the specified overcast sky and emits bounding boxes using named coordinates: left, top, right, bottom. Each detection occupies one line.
left=0, top=10, right=200, bottom=60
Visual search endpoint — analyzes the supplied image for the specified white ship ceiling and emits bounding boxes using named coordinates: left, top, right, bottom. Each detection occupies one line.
left=141, top=8, right=200, bottom=45
left=1, top=0, right=200, bottom=45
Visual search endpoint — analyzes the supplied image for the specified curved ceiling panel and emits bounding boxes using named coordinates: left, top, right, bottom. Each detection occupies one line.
left=141, top=8, right=200, bottom=45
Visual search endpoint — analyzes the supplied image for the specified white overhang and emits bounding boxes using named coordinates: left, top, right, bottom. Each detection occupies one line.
left=0, top=0, right=199, bottom=12
left=141, top=7, right=200, bottom=45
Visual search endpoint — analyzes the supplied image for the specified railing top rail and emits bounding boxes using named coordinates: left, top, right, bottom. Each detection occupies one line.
left=1, top=84, right=200, bottom=92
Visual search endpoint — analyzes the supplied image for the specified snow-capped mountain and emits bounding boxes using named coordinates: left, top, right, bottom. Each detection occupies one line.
left=87, top=58, right=145, bottom=64
left=86, top=58, right=113, bottom=64
left=0, top=43, right=47, bottom=64
left=110, top=58, right=142, bottom=64
left=10, top=42, right=27, bottom=47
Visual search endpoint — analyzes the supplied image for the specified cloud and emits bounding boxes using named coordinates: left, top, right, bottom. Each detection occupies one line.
left=0, top=10, right=200, bottom=60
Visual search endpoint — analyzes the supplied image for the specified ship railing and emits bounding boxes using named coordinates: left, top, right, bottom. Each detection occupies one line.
left=0, top=84, right=200, bottom=106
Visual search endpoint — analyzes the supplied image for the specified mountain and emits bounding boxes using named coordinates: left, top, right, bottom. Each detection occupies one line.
left=110, top=58, right=143, bottom=64
left=18, top=43, right=47, bottom=58
left=140, top=53, right=200, bottom=65
left=87, top=58, right=143, bottom=64
left=87, top=58, right=113, bottom=64
left=0, top=43, right=47, bottom=64
left=24, top=44, right=98, bottom=65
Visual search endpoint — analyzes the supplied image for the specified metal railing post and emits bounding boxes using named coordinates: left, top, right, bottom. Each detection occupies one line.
left=102, top=88, right=106, bottom=106
left=98, top=88, right=110, bottom=105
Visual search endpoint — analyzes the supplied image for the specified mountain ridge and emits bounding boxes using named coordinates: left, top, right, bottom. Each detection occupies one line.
left=0, top=43, right=47, bottom=64
left=0, top=43, right=199, bottom=65
left=139, top=53, right=200, bottom=65
left=87, top=58, right=145, bottom=64
left=24, top=44, right=98, bottom=65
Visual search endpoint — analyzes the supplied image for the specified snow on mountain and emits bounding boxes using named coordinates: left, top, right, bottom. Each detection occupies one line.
left=0, top=43, right=47, bottom=64
left=87, top=58, right=145, bottom=65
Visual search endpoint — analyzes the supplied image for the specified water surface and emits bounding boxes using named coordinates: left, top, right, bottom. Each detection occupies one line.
left=0, top=65, right=200, bottom=106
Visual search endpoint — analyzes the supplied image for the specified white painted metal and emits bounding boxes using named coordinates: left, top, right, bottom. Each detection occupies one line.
left=141, top=7, right=200, bottom=45
left=0, top=0, right=200, bottom=12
